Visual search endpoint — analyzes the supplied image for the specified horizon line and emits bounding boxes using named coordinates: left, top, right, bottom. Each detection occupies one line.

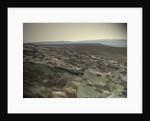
left=23, top=39, right=127, bottom=43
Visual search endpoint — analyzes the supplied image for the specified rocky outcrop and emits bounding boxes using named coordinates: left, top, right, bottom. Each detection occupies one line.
left=23, top=44, right=127, bottom=98
left=82, top=69, right=108, bottom=86
left=77, top=83, right=101, bottom=98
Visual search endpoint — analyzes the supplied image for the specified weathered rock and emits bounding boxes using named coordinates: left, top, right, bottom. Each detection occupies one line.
left=65, top=80, right=80, bottom=88
left=55, top=67, right=83, bottom=76
left=103, top=60, right=110, bottom=66
left=73, top=77, right=82, bottom=81
left=121, top=90, right=127, bottom=95
left=71, top=81, right=80, bottom=87
left=115, top=84, right=124, bottom=92
left=107, top=83, right=125, bottom=98
left=43, top=79, right=48, bottom=83
left=51, top=91, right=68, bottom=98
left=24, top=85, right=49, bottom=98
left=86, top=80, right=95, bottom=86
left=107, top=91, right=124, bottom=98
left=77, top=83, right=101, bottom=98
left=82, top=69, right=108, bottom=86
left=115, top=68, right=126, bottom=75
left=63, top=87, right=76, bottom=98
left=99, top=93, right=109, bottom=98
left=23, top=44, right=127, bottom=98
left=101, top=89, right=111, bottom=95
left=121, top=75, right=127, bottom=82
left=90, top=77, right=108, bottom=86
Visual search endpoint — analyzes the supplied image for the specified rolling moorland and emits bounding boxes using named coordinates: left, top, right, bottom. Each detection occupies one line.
left=23, top=41, right=127, bottom=98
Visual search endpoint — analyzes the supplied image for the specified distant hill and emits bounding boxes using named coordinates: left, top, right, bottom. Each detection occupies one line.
left=25, top=39, right=127, bottom=47
left=75, top=39, right=127, bottom=47
left=32, top=41, right=72, bottom=45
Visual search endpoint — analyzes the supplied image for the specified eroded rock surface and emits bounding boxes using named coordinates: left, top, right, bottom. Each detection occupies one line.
left=23, top=44, right=127, bottom=98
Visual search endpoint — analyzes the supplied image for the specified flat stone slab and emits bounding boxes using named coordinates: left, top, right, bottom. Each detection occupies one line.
left=77, top=83, right=101, bottom=98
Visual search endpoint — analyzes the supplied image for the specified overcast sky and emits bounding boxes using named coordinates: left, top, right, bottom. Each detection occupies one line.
left=23, top=23, right=127, bottom=43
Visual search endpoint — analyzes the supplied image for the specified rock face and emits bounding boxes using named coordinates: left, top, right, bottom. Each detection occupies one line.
left=82, top=69, right=108, bottom=86
left=23, top=43, right=127, bottom=98
left=77, top=83, right=101, bottom=98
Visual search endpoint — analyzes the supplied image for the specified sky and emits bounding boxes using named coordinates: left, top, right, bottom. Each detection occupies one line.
left=23, top=23, right=127, bottom=43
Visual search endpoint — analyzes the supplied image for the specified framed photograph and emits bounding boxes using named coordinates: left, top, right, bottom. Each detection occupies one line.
left=7, top=7, right=143, bottom=114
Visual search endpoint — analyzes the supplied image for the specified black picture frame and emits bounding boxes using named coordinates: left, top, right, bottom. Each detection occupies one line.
left=1, top=0, right=149, bottom=118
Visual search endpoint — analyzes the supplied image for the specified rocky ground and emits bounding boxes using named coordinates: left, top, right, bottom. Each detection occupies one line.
left=23, top=43, right=127, bottom=98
